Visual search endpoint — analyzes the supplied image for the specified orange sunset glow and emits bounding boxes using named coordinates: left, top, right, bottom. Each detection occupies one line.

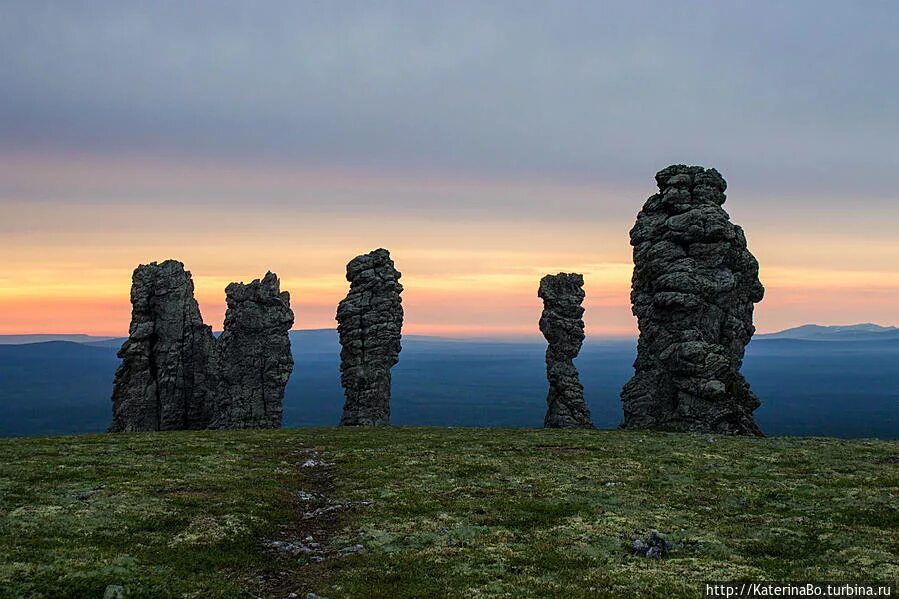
left=3, top=153, right=897, bottom=338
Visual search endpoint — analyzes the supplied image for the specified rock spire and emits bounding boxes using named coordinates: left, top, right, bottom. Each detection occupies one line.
left=539, top=273, right=593, bottom=428
left=336, top=248, right=404, bottom=426
left=620, top=165, right=765, bottom=435
left=213, top=272, right=294, bottom=429
left=110, top=260, right=217, bottom=432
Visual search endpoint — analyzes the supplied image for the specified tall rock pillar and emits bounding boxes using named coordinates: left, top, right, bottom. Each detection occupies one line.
left=109, top=260, right=217, bottom=432
left=336, top=248, right=404, bottom=426
left=213, top=272, right=294, bottom=429
left=621, top=165, right=765, bottom=435
left=539, top=273, right=593, bottom=428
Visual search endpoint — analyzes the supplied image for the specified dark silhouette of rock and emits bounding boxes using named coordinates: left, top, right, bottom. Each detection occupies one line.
left=336, top=248, right=403, bottom=426
left=109, top=260, right=217, bottom=432
left=212, top=272, right=294, bottom=429
left=621, top=165, right=765, bottom=435
left=538, top=273, right=593, bottom=428
left=110, top=261, right=294, bottom=432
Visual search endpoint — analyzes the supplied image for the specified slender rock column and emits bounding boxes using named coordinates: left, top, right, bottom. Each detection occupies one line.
left=213, top=272, right=294, bottom=429
left=109, top=260, right=217, bottom=432
left=539, top=273, right=593, bottom=428
left=621, top=165, right=765, bottom=435
left=336, top=248, right=404, bottom=426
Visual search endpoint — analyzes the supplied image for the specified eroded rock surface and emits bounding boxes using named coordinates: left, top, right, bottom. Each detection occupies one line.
left=110, top=260, right=217, bottom=432
left=621, top=165, right=765, bottom=435
left=539, top=273, right=593, bottom=428
left=213, top=272, right=294, bottom=429
left=110, top=262, right=293, bottom=432
left=336, top=248, right=403, bottom=426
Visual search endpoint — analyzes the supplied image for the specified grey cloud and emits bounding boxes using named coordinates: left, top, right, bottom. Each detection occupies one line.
left=1, top=0, right=897, bottom=198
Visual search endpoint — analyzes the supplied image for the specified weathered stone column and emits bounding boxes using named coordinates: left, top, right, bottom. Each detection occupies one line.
left=213, top=272, right=294, bottom=429
left=109, top=260, right=217, bottom=432
left=539, top=273, right=593, bottom=428
left=621, top=165, right=765, bottom=435
left=336, top=248, right=404, bottom=426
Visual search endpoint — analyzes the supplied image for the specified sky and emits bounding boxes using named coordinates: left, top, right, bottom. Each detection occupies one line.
left=1, top=1, right=897, bottom=337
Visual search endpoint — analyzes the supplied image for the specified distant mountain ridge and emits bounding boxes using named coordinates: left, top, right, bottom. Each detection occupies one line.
left=0, top=334, right=119, bottom=345
left=4, top=323, right=899, bottom=346
left=756, top=323, right=899, bottom=341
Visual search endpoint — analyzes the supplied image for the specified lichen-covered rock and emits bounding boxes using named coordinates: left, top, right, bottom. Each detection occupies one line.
left=213, top=272, right=294, bottom=429
left=539, top=273, right=593, bottom=428
left=336, top=249, right=403, bottom=426
left=109, top=260, right=217, bottom=432
left=632, top=532, right=674, bottom=559
left=621, top=165, right=765, bottom=435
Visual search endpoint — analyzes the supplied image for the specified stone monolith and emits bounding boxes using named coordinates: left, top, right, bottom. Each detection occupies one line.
left=336, top=248, right=404, bottom=426
left=539, top=273, right=593, bottom=428
left=621, top=165, right=765, bottom=435
left=109, top=260, right=217, bottom=432
left=213, top=272, right=295, bottom=429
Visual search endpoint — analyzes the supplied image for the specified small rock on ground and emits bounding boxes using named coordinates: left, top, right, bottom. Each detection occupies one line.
left=103, top=585, right=124, bottom=599
left=631, top=532, right=673, bottom=559
left=338, top=544, right=365, bottom=556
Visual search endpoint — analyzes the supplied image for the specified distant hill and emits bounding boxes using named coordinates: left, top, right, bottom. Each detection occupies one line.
left=756, top=323, right=899, bottom=341
left=12, top=323, right=899, bottom=347
left=0, top=334, right=119, bottom=345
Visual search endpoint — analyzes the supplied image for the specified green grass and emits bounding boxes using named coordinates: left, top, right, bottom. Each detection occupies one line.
left=1, top=428, right=897, bottom=598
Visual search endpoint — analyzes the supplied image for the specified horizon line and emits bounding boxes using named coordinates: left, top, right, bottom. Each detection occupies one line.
left=2, top=322, right=897, bottom=341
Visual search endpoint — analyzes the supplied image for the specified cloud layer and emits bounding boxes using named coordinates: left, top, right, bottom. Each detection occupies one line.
left=2, top=1, right=897, bottom=197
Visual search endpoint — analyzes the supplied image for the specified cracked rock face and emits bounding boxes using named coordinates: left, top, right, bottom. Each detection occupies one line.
left=621, top=165, right=765, bottom=435
left=539, top=273, right=593, bottom=428
left=109, top=260, right=217, bottom=432
left=213, top=272, right=295, bottom=429
left=110, top=262, right=294, bottom=432
left=336, top=248, right=403, bottom=426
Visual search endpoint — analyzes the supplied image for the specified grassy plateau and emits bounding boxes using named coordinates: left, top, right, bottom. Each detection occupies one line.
left=0, top=428, right=897, bottom=598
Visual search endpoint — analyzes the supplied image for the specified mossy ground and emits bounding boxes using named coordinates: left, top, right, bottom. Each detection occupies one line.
left=1, top=428, right=896, bottom=598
